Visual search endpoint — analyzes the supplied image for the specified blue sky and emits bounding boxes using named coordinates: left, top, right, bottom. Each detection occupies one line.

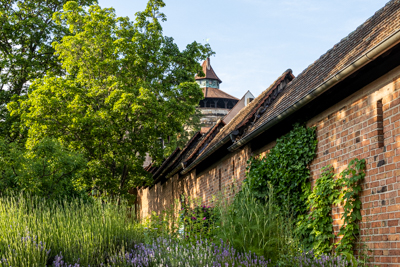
left=98, top=0, right=389, bottom=98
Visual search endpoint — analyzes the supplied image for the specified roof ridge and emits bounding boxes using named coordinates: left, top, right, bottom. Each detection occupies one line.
left=202, top=87, right=239, bottom=100
left=186, top=120, right=225, bottom=162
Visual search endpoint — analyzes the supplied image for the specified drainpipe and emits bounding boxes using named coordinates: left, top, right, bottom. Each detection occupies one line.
left=228, top=29, right=400, bottom=152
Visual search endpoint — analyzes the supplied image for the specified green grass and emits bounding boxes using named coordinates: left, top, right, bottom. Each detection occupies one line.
left=0, top=194, right=143, bottom=266
left=214, top=185, right=300, bottom=263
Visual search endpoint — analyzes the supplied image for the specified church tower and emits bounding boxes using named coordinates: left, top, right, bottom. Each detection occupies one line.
left=195, top=58, right=239, bottom=132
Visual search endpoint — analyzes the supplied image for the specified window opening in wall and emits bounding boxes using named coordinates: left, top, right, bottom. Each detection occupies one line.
left=232, top=160, right=235, bottom=176
left=377, top=99, right=384, bottom=148
left=219, top=169, right=222, bottom=191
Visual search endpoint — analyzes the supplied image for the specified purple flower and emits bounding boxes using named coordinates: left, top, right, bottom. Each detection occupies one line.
left=203, top=217, right=206, bottom=220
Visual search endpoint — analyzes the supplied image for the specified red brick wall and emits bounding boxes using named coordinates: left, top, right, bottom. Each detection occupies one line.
left=307, top=66, right=400, bottom=265
left=137, top=146, right=251, bottom=218
left=137, top=65, right=400, bottom=266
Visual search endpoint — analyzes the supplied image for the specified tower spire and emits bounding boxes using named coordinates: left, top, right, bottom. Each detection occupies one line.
left=195, top=58, right=222, bottom=85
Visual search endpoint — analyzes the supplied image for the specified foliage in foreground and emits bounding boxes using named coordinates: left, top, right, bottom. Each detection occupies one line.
left=0, top=194, right=143, bottom=266
left=0, top=0, right=96, bottom=140
left=297, top=158, right=366, bottom=255
left=214, top=185, right=299, bottom=264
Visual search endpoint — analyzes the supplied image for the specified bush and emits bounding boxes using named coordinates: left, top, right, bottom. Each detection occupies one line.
left=244, top=124, right=317, bottom=218
left=0, top=138, right=87, bottom=200
left=214, top=185, right=300, bottom=264
left=180, top=195, right=217, bottom=242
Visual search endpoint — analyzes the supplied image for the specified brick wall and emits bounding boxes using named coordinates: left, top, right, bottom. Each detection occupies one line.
left=137, top=65, right=400, bottom=266
left=137, top=146, right=251, bottom=218
left=306, top=65, right=400, bottom=265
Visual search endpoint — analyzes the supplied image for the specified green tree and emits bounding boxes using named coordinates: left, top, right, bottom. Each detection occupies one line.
left=0, top=137, right=87, bottom=200
left=163, top=108, right=202, bottom=157
left=10, top=0, right=212, bottom=197
left=0, top=0, right=96, bottom=140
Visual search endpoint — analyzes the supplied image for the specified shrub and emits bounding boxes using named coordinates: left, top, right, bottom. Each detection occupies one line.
left=214, top=185, right=300, bottom=264
left=180, top=196, right=217, bottom=242
left=244, top=124, right=317, bottom=218
left=0, top=138, right=87, bottom=200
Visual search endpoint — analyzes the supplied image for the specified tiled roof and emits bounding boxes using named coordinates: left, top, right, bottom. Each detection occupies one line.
left=195, top=58, right=222, bottom=83
left=200, top=127, right=211, bottom=134
left=196, top=0, right=400, bottom=159
left=151, top=147, right=181, bottom=178
left=147, top=0, right=400, bottom=183
left=186, top=120, right=226, bottom=162
left=144, top=132, right=204, bottom=182
left=244, top=0, right=400, bottom=137
left=198, top=69, right=294, bottom=157
left=202, top=87, right=239, bottom=100
left=166, top=132, right=203, bottom=171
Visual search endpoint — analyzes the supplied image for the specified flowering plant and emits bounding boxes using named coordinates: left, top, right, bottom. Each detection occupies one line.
left=179, top=196, right=217, bottom=242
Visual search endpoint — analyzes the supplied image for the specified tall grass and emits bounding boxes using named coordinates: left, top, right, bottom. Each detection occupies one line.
left=0, top=194, right=143, bottom=266
left=214, top=185, right=300, bottom=263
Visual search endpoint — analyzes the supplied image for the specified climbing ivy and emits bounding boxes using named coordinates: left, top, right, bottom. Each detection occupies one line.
left=298, top=158, right=366, bottom=255
left=244, top=122, right=366, bottom=255
left=335, top=158, right=366, bottom=253
left=299, top=166, right=339, bottom=255
left=244, top=124, right=318, bottom=217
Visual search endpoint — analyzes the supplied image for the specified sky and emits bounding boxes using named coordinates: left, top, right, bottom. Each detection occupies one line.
left=98, top=0, right=389, bottom=98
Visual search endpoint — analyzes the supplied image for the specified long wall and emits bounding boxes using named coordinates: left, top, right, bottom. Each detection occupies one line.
left=137, top=66, right=400, bottom=265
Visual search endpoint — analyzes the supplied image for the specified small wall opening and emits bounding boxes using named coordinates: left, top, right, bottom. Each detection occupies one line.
left=218, top=169, right=222, bottom=191
left=377, top=99, right=384, bottom=148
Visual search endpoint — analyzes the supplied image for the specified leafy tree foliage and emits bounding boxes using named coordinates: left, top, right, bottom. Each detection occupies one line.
left=0, top=137, right=87, bottom=200
left=163, top=109, right=202, bottom=157
left=0, top=0, right=96, bottom=140
left=10, top=0, right=212, bottom=196
left=244, top=124, right=318, bottom=217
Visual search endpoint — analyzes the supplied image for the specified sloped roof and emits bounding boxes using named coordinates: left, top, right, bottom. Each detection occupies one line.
left=144, top=132, right=204, bottom=183
left=147, top=0, right=400, bottom=182
left=195, top=58, right=222, bottom=83
left=193, top=0, right=400, bottom=162
left=243, top=0, right=400, bottom=138
left=202, top=87, right=239, bottom=100
left=186, top=120, right=226, bottom=162
left=198, top=70, right=294, bottom=157
left=223, top=91, right=255, bottom=124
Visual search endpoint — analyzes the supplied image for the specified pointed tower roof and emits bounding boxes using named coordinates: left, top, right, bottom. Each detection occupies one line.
left=195, top=58, right=223, bottom=83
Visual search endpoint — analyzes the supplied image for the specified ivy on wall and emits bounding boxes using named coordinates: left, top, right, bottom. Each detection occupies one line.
left=298, top=166, right=339, bottom=254
left=298, top=159, right=366, bottom=255
left=244, top=123, right=366, bottom=255
left=334, top=158, right=366, bottom=253
left=244, top=124, right=318, bottom=217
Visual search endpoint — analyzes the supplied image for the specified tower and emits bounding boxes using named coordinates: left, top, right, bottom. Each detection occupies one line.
left=195, top=58, right=239, bottom=132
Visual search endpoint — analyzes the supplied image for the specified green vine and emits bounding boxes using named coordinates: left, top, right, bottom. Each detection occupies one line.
left=244, top=122, right=366, bottom=255
left=245, top=124, right=318, bottom=218
left=299, top=166, right=339, bottom=254
left=299, top=158, right=366, bottom=255
left=335, top=158, right=366, bottom=253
